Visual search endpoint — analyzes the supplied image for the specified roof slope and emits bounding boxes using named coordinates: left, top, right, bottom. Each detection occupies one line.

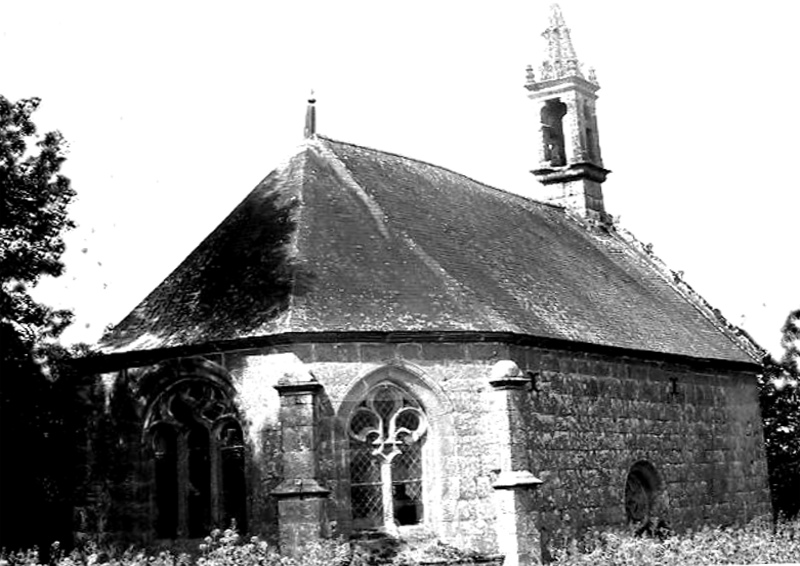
left=100, top=136, right=753, bottom=364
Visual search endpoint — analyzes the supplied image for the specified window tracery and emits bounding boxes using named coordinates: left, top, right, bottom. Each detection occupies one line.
left=348, top=382, right=427, bottom=530
left=146, top=379, right=246, bottom=538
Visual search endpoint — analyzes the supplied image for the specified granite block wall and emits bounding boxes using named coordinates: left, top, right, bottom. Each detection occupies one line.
left=76, top=337, right=770, bottom=558
left=507, top=345, right=769, bottom=555
left=225, top=340, right=508, bottom=552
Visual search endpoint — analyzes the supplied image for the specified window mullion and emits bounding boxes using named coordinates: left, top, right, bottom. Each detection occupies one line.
left=380, top=457, right=395, bottom=531
left=176, top=429, right=190, bottom=538
left=209, top=426, right=221, bottom=528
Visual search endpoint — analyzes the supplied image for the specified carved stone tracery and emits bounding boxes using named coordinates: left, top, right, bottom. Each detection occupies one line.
left=146, top=378, right=245, bottom=539
left=348, top=382, right=427, bottom=530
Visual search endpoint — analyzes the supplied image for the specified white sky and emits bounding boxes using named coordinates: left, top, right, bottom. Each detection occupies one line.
left=2, top=1, right=798, bottom=357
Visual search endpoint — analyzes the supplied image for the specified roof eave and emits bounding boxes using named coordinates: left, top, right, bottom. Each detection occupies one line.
left=75, top=330, right=762, bottom=376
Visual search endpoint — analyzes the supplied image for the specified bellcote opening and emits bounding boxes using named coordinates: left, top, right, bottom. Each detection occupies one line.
left=541, top=99, right=567, bottom=168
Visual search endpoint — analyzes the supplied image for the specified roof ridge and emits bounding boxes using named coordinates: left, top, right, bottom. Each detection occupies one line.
left=396, top=232, right=518, bottom=332
left=314, top=136, right=521, bottom=332
left=283, top=147, right=314, bottom=331
left=316, top=134, right=564, bottom=213
left=312, top=136, right=392, bottom=239
left=612, top=225, right=764, bottom=363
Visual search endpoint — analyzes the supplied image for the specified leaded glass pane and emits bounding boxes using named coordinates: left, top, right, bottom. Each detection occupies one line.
left=152, top=424, right=178, bottom=538
left=395, top=409, right=420, bottom=431
left=392, top=441, right=423, bottom=525
left=348, top=382, right=427, bottom=530
left=188, top=425, right=211, bottom=538
left=220, top=422, right=246, bottom=532
left=350, top=443, right=383, bottom=526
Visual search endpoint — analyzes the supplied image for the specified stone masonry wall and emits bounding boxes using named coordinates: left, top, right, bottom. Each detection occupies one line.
left=506, top=345, right=770, bottom=558
left=225, top=340, right=512, bottom=554
left=80, top=338, right=769, bottom=557
left=222, top=338, right=768, bottom=555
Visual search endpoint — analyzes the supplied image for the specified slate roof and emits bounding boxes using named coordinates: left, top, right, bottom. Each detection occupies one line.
left=100, top=136, right=754, bottom=364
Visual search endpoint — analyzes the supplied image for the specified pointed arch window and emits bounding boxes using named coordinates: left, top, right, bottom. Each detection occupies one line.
left=349, top=382, right=427, bottom=530
left=146, top=379, right=246, bottom=538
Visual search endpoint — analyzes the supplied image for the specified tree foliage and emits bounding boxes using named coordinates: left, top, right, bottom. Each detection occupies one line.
left=0, top=96, right=80, bottom=550
left=759, top=308, right=800, bottom=519
left=779, top=309, right=800, bottom=375
left=0, top=95, right=75, bottom=344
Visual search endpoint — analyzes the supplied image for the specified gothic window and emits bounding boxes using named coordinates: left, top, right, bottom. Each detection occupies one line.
left=146, top=379, right=246, bottom=538
left=348, top=382, right=427, bottom=530
left=541, top=99, right=567, bottom=167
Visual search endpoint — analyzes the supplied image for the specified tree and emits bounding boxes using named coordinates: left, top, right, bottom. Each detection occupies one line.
left=1, top=95, right=75, bottom=345
left=759, top=308, right=800, bottom=520
left=0, top=95, right=78, bottom=550
left=779, top=309, right=800, bottom=376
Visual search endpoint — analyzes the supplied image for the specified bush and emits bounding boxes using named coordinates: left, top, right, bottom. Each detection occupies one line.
left=0, top=528, right=349, bottom=566
left=197, top=528, right=349, bottom=566
left=2, top=519, right=797, bottom=566
left=551, top=516, right=800, bottom=566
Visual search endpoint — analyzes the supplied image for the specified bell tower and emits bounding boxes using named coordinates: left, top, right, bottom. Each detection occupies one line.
left=526, top=4, right=610, bottom=222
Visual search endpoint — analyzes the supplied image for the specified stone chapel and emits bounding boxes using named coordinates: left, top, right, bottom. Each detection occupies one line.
left=81, top=4, right=770, bottom=564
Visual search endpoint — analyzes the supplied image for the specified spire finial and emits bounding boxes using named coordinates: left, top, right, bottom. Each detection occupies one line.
left=549, top=3, right=567, bottom=27
left=529, top=3, right=584, bottom=85
left=304, top=90, right=316, bottom=139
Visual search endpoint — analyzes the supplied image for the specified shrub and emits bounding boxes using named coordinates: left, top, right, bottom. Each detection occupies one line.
left=347, top=529, right=500, bottom=566
left=551, top=516, right=800, bottom=566
left=196, top=529, right=286, bottom=566
left=0, top=528, right=349, bottom=566
left=2, top=519, right=797, bottom=566
left=195, top=528, right=349, bottom=566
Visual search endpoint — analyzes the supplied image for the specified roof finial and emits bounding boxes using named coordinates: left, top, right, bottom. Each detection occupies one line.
left=304, top=90, right=316, bottom=139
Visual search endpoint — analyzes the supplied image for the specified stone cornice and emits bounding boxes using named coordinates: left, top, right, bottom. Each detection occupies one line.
left=271, top=478, right=330, bottom=499
left=73, top=329, right=762, bottom=375
left=531, top=162, right=610, bottom=184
